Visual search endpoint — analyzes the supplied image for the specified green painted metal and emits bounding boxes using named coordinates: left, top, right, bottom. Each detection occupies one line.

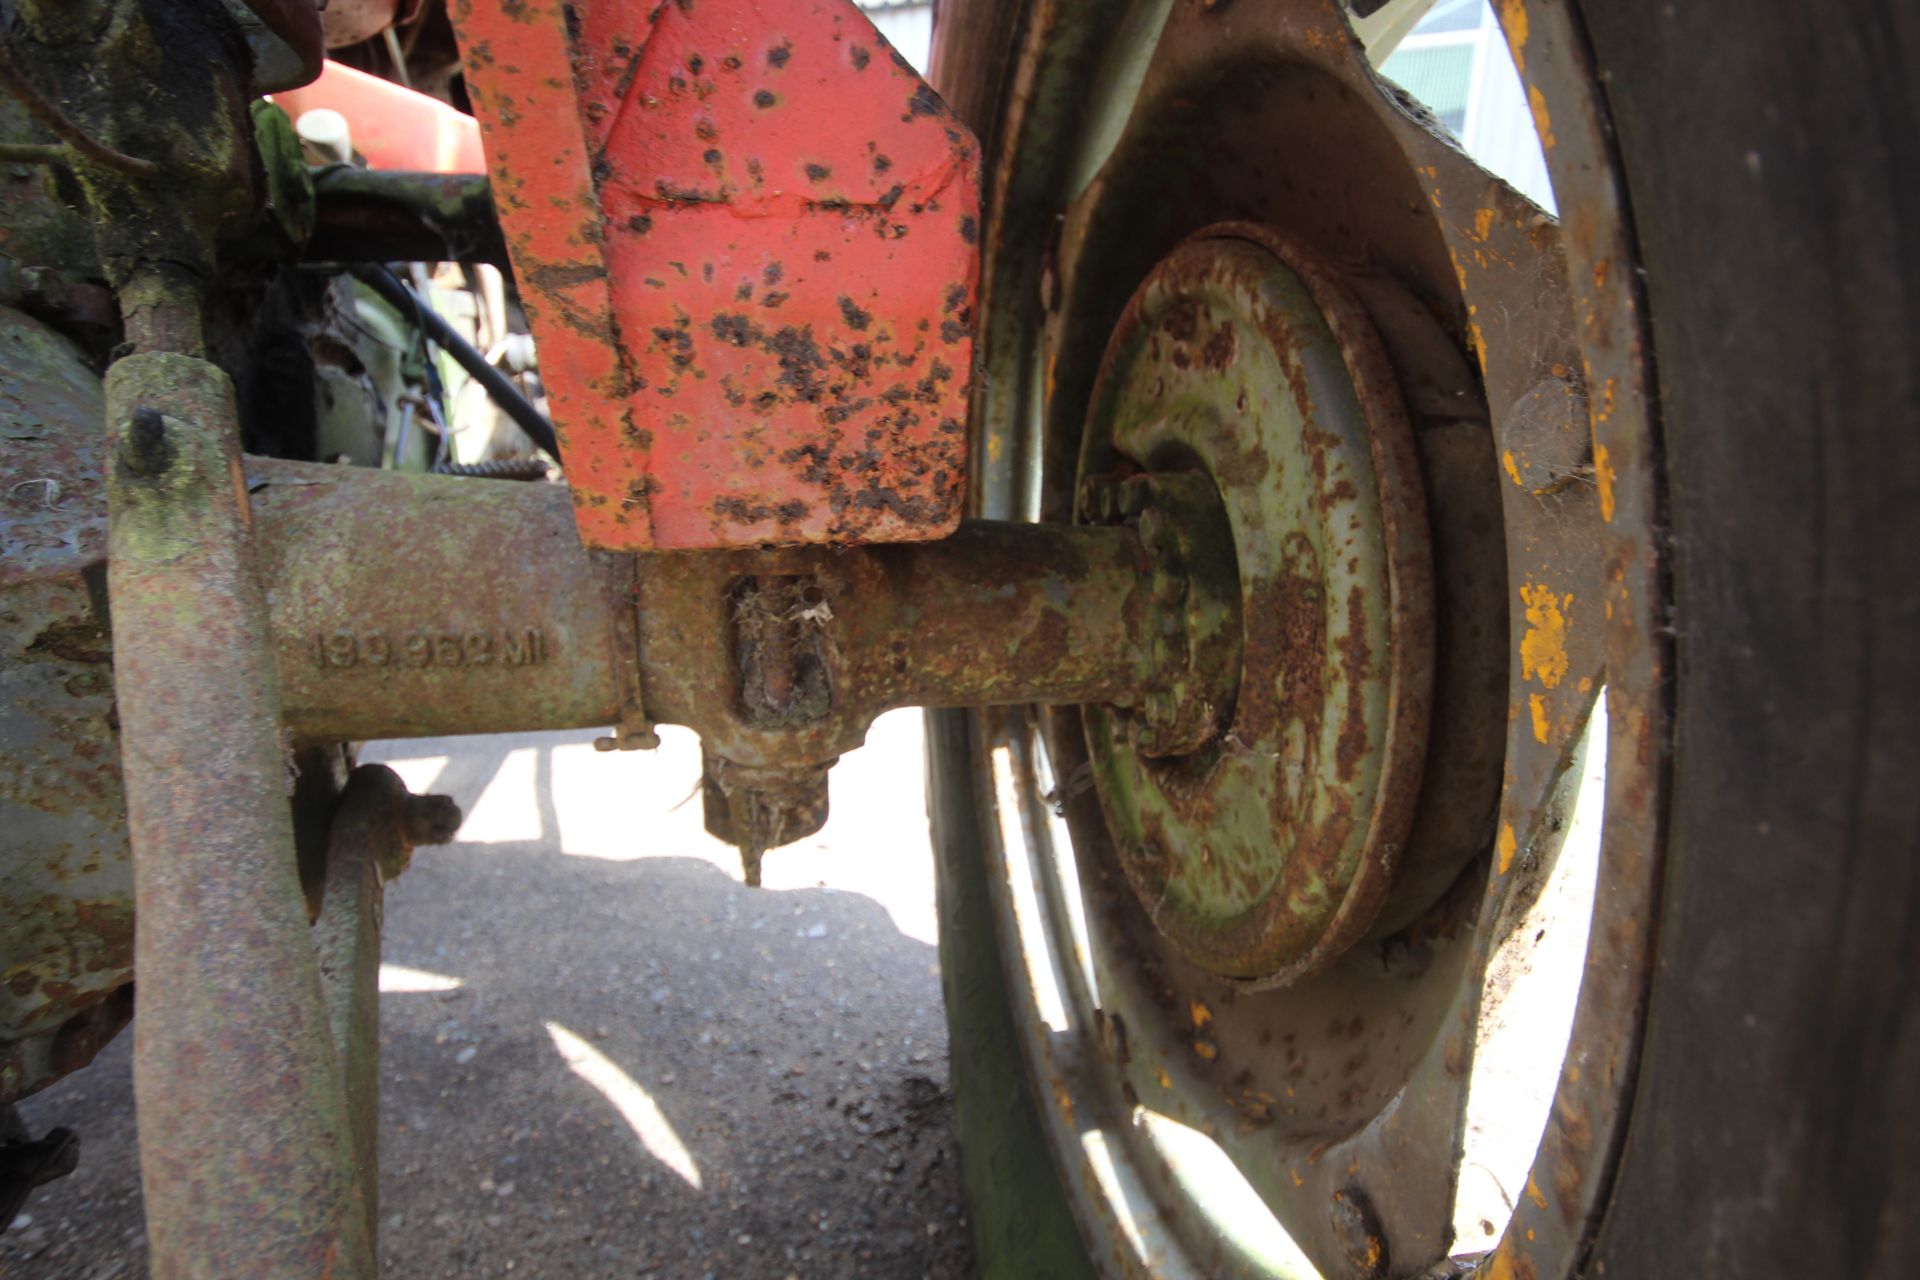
left=1077, top=226, right=1433, bottom=984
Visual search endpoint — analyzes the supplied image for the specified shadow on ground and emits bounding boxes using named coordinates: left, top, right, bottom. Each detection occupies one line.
left=5, top=716, right=974, bottom=1279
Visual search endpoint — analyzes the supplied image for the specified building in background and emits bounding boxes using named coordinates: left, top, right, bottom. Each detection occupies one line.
left=862, top=0, right=935, bottom=72
left=1377, top=0, right=1554, bottom=210
left=866, top=0, right=1552, bottom=210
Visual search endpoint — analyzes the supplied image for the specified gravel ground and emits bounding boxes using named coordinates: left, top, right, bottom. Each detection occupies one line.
left=3, top=712, right=975, bottom=1279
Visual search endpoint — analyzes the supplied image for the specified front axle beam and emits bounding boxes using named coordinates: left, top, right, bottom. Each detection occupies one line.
left=251, top=460, right=1197, bottom=766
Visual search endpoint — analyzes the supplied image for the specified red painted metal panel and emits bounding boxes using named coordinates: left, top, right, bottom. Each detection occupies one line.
left=273, top=61, right=485, bottom=172
left=452, top=0, right=978, bottom=549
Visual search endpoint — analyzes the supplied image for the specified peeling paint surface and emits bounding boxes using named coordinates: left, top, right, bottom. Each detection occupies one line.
left=0, top=307, right=130, bottom=1104
left=453, top=0, right=979, bottom=549
left=1518, top=580, right=1571, bottom=689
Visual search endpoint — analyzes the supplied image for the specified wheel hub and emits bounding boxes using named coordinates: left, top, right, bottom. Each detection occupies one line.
left=1079, top=222, right=1433, bottom=985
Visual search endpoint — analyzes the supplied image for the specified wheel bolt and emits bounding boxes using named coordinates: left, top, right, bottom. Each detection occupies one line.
left=1136, top=506, right=1166, bottom=546
left=120, top=406, right=174, bottom=477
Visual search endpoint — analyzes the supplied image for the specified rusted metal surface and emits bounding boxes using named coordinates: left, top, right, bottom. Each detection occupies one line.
left=1078, top=468, right=1243, bottom=759
left=637, top=518, right=1180, bottom=768
left=105, top=352, right=369, bottom=1278
left=0, top=305, right=129, bottom=1107
left=313, top=764, right=461, bottom=1252
left=8, top=423, right=1196, bottom=860
left=1076, top=224, right=1433, bottom=986
left=452, top=0, right=980, bottom=550
left=308, top=167, right=508, bottom=266
left=250, top=462, right=632, bottom=744
left=701, top=750, right=831, bottom=885
left=10, top=407, right=1203, bottom=984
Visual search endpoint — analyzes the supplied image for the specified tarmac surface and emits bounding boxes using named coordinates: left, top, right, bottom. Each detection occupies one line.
left=3, top=712, right=975, bottom=1279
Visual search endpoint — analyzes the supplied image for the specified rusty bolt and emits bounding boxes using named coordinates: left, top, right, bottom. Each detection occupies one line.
left=703, top=755, right=831, bottom=887
left=1502, top=373, right=1592, bottom=495
left=401, top=793, right=463, bottom=848
left=1136, top=506, right=1167, bottom=547
left=594, top=725, right=662, bottom=752
left=1077, top=475, right=1117, bottom=522
left=120, top=407, right=174, bottom=477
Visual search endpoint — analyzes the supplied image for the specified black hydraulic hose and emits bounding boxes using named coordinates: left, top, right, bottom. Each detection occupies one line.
left=348, top=264, right=562, bottom=461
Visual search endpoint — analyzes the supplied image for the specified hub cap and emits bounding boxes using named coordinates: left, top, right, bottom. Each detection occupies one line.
left=1079, top=224, right=1433, bottom=984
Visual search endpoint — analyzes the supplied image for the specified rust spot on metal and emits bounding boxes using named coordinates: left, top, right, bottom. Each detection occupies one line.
left=1201, top=320, right=1237, bottom=371
left=837, top=295, right=872, bottom=330
left=907, top=84, right=942, bottom=118
left=1334, top=585, right=1372, bottom=782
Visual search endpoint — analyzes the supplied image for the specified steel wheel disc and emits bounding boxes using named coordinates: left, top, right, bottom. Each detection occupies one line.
left=1078, top=224, right=1434, bottom=985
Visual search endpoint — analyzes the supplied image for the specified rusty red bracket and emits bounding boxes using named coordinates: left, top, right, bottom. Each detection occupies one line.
left=450, top=0, right=979, bottom=550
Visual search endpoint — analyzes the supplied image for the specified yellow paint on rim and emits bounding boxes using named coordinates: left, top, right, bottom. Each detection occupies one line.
left=1528, top=83, right=1558, bottom=150
left=1594, top=442, right=1617, bottom=522
left=1496, top=821, right=1518, bottom=875
left=1498, top=0, right=1529, bottom=72
left=1519, top=581, right=1573, bottom=688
